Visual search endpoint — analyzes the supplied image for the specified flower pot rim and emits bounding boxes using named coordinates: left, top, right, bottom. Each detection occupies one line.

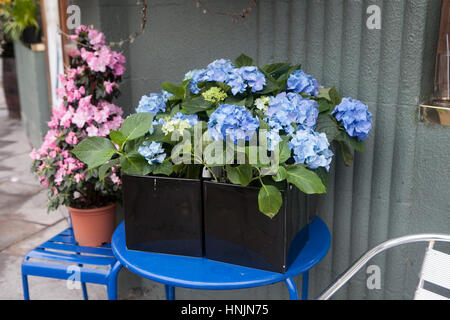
left=123, top=174, right=201, bottom=183
left=67, top=202, right=118, bottom=215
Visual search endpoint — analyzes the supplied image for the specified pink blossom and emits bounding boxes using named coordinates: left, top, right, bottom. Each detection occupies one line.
left=60, top=107, right=74, bottom=129
left=106, top=115, right=124, bottom=131
left=47, top=117, right=59, bottom=129
left=93, top=108, right=109, bottom=124
left=74, top=173, right=86, bottom=183
left=110, top=173, right=122, bottom=185
left=29, top=149, right=41, bottom=161
left=54, top=168, right=65, bottom=186
left=104, top=81, right=115, bottom=94
left=61, top=150, right=70, bottom=159
left=75, top=25, right=88, bottom=34
left=65, top=132, right=78, bottom=145
left=88, top=29, right=105, bottom=48
left=98, top=125, right=111, bottom=137
left=86, top=125, right=99, bottom=137
left=72, top=96, right=94, bottom=128
left=39, top=130, right=59, bottom=156
left=38, top=163, right=46, bottom=171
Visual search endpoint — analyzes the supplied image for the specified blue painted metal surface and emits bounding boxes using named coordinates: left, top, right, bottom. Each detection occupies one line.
left=21, top=227, right=122, bottom=300
left=111, top=216, right=331, bottom=300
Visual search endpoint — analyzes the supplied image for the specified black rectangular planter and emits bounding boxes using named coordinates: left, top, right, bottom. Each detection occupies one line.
left=123, top=174, right=204, bottom=257
left=203, top=181, right=315, bottom=273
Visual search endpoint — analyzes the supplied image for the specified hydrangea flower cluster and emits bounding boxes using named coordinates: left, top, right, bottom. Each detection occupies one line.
left=161, top=113, right=199, bottom=136
left=332, top=98, right=373, bottom=141
left=187, top=59, right=266, bottom=96
left=265, top=92, right=319, bottom=135
left=202, top=87, right=228, bottom=103
left=287, top=69, right=320, bottom=96
left=136, top=91, right=172, bottom=115
left=138, top=141, right=167, bottom=164
left=30, top=26, right=125, bottom=212
left=71, top=54, right=374, bottom=219
left=207, top=104, right=259, bottom=144
left=289, top=129, right=334, bottom=171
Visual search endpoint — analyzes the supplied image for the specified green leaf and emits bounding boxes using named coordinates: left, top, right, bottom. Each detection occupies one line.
left=72, top=137, right=117, bottom=169
left=329, top=86, right=342, bottom=106
left=317, top=88, right=332, bottom=101
left=258, top=185, right=283, bottom=218
left=224, top=95, right=246, bottom=106
left=286, top=166, right=327, bottom=194
left=335, top=132, right=365, bottom=153
left=336, top=140, right=354, bottom=166
left=261, top=63, right=291, bottom=78
left=258, top=68, right=281, bottom=94
left=182, top=97, right=214, bottom=114
left=161, top=82, right=185, bottom=99
left=314, top=167, right=330, bottom=189
left=235, top=54, right=254, bottom=68
left=273, top=166, right=287, bottom=182
left=119, top=113, right=154, bottom=142
left=315, top=113, right=341, bottom=143
left=226, top=164, right=254, bottom=187
left=316, top=98, right=332, bottom=113
left=109, top=130, right=126, bottom=149
left=151, top=161, right=173, bottom=176
left=278, top=140, right=292, bottom=164
left=99, top=158, right=120, bottom=181
left=120, top=152, right=152, bottom=176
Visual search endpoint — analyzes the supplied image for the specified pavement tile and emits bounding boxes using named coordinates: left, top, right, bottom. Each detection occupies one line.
left=2, top=219, right=69, bottom=257
left=9, top=190, right=68, bottom=225
left=0, top=218, right=45, bottom=251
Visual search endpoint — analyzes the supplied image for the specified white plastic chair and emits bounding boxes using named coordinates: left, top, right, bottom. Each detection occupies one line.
left=316, top=234, right=450, bottom=300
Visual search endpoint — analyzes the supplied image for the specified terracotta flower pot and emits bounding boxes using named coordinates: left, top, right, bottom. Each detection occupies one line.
left=67, top=203, right=117, bottom=247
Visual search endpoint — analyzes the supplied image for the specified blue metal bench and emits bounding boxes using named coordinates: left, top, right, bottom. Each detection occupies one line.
left=21, top=227, right=121, bottom=300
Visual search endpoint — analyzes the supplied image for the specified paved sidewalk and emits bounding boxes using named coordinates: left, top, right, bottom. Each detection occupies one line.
left=0, top=88, right=107, bottom=299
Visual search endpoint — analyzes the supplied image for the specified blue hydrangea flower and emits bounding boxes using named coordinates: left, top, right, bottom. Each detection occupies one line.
left=287, top=70, right=320, bottom=96
left=187, top=60, right=267, bottom=96
left=266, top=129, right=282, bottom=152
left=205, top=59, right=235, bottom=83
left=136, top=92, right=169, bottom=115
left=138, top=141, right=167, bottom=164
left=227, top=72, right=247, bottom=95
left=265, top=92, right=319, bottom=135
left=171, top=112, right=199, bottom=127
left=161, top=90, right=174, bottom=101
left=188, top=69, right=208, bottom=94
left=238, top=66, right=266, bottom=92
left=331, top=98, right=372, bottom=141
left=288, top=129, right=334, bottom=171
left=208, top=104, right=259, bottom=144
left=184, top=69, right=203, bottom=81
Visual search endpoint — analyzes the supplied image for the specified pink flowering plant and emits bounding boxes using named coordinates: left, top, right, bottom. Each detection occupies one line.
left=30, top=25, right=126, bottom=212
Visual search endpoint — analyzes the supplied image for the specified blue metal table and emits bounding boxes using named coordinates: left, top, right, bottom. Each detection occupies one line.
left=111, top=217, right=331, bottom=300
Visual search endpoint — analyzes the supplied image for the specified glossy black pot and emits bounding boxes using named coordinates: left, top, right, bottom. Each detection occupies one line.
left=21, top=26, right=41, bottom=45
left=203, top=181, right=317, bottom=273
left=123, top=175, right=204, bottom=257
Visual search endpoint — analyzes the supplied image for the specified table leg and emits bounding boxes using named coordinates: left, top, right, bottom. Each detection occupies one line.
left=165, top=285, right=175, bottom=300
left=302, top=271, right=309, bottom=300
left=107, top=261, right=123, bottom=300
left=285, top=278, right=299, bottom=300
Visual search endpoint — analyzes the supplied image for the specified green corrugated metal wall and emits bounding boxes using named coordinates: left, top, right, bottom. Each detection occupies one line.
left=75, top=0, right=449, bottom=300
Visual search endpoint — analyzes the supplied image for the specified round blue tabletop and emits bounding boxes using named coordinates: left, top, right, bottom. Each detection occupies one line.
left=111, top=216, right=331, bottom=292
